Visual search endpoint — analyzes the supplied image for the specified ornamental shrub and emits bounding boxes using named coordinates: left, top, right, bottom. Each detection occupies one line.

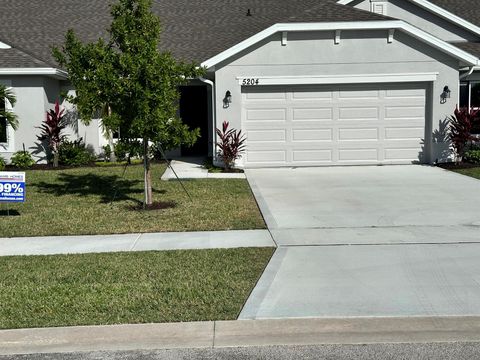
left=58, top=138, right=95, bottom=166
left=215, top=121, right=246, bottom=171
left=11, top=150, right=35, bottom=169
left=0, top=156, right=5, bottom=170
left=448, top=107, right=478, bottom=162
left=464, top=149, right=480, bottom=164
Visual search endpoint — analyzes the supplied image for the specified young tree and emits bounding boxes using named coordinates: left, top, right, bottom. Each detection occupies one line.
left=0, top=83, right=18, bottom=130
left=53, top=0, right=202, bottom=206
left=37, top=100, right=67, bottom=167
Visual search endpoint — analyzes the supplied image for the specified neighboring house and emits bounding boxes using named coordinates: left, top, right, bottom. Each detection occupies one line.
left=1, top=0, right=480, bottom=167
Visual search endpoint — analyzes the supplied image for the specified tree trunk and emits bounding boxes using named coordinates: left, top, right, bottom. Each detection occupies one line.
left=106, top=106, right=117, bottom=163
left=53, top=151, right=59, bottom=168
left=143, top=137, right=153, bottom=208
left=108, top=131, right=116, bottom=162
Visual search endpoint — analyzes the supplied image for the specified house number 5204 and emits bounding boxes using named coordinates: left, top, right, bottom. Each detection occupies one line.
left=242, top=78, right=259, bottom=85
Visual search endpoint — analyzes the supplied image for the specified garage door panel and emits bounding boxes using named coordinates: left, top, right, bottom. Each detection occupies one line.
left=338, top=149, right=379, bottom=161
left=385, top=127, right=424, bottom=140
left=338, top=107, right=379, bottom=121
left=245, top=91, right=287, bottom=100
left=292, top=90, right=333, bottom=100
left=385, top=88, right=425, bottom=98
left=384, top=148, right=423, bottom=160
left=292, top=108, right=333, bottom=121
left=246, top=108, right=287, bottom=122
left=247, top=150, right=287, bottom=164
left=292, top=150, right=333, bottom=162
left=338, top=128, right=379, bottom=141
left=385, top=106, right=425, bottom=119
left=247, top=129, right=287, bottom=142
left=338, top=90, right=380, bottom=99
left=242, top=84, right=427, bottom=166
left=292, top=129, right=333, bottom=142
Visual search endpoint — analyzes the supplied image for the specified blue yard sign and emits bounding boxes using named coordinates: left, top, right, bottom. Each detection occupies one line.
left=0, top=172, right=26, bottom=203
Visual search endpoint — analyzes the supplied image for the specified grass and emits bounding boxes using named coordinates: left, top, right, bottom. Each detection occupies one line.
left=448, top=166, right=480, bottom=180
left=0, top=163, right=265, bottom=237
left=0, top=248, right=274, bottom=329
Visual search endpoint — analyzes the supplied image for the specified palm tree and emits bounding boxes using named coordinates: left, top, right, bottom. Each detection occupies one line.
left=0, top=83, right=18, bottom=130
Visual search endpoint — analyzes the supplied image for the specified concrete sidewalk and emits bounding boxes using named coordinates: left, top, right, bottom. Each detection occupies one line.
left=0, top=230, right=275, bottom=256
left=161, top=158, right=245, bottom=180
left=1, top=316, right=480, bottom=355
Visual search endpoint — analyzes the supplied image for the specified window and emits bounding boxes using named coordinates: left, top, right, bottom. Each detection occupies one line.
left=460, top=81, right=480, bottom=134
left=0, top=100, right=7, bottom=143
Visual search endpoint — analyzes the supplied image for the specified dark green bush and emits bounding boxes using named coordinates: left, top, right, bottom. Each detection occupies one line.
left=0, top=156, right=5, bottom=170
left=114, top=139, right=143, bottom=161
left=58, top=138, right=95, bottom=166
left=11, top=150, right=35, bottom=169
left=464, top=149, right=480, bottom=164
left=102, top=144, right=112, bottom=161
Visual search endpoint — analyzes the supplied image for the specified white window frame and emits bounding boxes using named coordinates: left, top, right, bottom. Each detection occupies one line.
left=0, top=79, right=15, bottom=153
left=460, top=81, right=480, bottom=112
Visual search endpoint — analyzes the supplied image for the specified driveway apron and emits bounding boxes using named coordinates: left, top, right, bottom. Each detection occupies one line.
left=241, top=165, right=480, bottom=319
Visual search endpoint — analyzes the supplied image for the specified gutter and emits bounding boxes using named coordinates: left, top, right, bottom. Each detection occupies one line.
left=198, top=77, right=216, bottom=159
left=0, top=67, right=68, bottom=79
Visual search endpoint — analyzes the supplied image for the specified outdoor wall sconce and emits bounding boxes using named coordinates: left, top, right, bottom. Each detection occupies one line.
left=440, top=85, right=451, bottom=104
left=223, top=90, right=232, bottom=108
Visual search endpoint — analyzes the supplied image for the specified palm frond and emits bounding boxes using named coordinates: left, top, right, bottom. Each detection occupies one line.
left=0, top=84, right=18, bottom=130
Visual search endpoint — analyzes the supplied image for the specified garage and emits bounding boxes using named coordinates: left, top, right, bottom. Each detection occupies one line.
left=241, top=83, right=428, bottom=167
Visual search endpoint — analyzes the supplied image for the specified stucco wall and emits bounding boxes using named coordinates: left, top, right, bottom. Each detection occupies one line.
left=351, top=0, right=479, bottom=42
left=0, top=76, right=102, bottom=163
left=214, top=29, right=460, bottom=165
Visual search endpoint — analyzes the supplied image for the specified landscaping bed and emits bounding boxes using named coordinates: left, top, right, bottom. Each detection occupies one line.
left=0, top=163, right=266, bottom=237
left=0, top=248, right=274, bottom=329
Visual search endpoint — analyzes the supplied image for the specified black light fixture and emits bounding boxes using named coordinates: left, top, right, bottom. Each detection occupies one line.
left=223, top=90, right=232, bottom=108
left=440, top=85, right=451, bottom=104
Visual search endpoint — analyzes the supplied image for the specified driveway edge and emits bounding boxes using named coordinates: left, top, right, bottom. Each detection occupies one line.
left=2, top=316, right=480, bottom=355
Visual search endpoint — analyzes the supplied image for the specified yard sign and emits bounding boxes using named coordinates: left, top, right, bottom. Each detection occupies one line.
left=0, top=172, right=25, bottom=202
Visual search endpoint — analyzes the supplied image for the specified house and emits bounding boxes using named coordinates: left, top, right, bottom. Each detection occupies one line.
left=0, top=0, right=479, bottom=167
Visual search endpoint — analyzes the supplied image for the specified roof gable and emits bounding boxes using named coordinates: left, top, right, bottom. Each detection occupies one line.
left=338, top=0, right=480, bottom=38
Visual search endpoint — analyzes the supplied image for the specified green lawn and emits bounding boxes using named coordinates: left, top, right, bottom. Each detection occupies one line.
left=0, top=163, right=265, bottom=237
left=0, top=248, right=274, bottom=329
left=449, top=166, right=480, bottom=180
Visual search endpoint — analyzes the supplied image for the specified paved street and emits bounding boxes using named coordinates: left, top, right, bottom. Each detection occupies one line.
left=3, top=343, right=480, bottom=360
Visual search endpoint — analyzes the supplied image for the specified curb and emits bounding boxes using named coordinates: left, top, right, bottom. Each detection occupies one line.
left=2, top=316, right=480, bottom=355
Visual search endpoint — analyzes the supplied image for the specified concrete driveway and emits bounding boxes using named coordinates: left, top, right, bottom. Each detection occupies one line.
left=240, top=165, right=480, bottom=319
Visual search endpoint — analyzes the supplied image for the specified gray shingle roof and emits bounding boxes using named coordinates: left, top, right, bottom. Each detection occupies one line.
left=0, top=0, right=388, bottom=68
left=428, top=0, right=480, bottom=28
left=451, top=41, right=480, bottom=58
left=0, top=47, right=51, bottom=68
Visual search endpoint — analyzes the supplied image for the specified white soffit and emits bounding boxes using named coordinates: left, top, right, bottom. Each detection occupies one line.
left=337, top=0, right=480, bottom=37
left=236, top=72, right=439, bottom=85
left=201, top=20, right=479, bottom=69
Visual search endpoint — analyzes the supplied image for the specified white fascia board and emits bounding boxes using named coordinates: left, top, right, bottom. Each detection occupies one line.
left=200, top=20, right=478, bottom=69
left=337, top=0, right=480, bottom=37
left=0, top=41, right=11, bottom=49
left=0, top=67, right=68, bottom=79
left=236, top=72, right=439, bottom=85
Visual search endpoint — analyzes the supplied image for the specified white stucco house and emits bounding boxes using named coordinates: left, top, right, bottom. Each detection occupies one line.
left=1, top=0, right=480, bottom=167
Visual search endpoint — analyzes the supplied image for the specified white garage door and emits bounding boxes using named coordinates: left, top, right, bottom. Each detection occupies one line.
left=242, top=83, right=427, bottom=167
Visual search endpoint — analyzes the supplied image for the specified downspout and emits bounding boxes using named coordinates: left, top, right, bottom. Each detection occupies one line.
left=460, top=66, right=477, bottom=80
left=198, top=77, right=216, bottom=160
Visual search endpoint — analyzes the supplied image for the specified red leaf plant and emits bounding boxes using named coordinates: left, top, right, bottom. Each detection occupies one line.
left=448, top=106, right=478, bottom=162
left=37, top=100, right=67, bottom=167
left=215, top=121, right=246, bottom=171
